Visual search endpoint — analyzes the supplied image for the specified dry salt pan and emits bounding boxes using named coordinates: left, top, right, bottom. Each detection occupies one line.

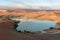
left=16, top=19, right=57, bottom=32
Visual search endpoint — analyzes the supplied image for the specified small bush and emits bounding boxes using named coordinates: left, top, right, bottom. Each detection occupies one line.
left=17, top=30, right=21, bottom=32
left=14, top=24, right=18, bottom=29
left=7, top=18, right=12, bottom=20
left=14, top=21, right=20, bottom=31
left=14, top=21, right=20, bottom=24
left=50, top=27, right=54, bottom=29
left=24, top=30, right=30, bottom=33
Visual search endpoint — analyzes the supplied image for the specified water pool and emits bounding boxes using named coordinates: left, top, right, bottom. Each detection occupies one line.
left=16, top=19, right=57, bottom=32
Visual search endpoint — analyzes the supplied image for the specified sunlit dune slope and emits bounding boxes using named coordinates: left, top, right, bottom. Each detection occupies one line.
left=0, top=9, right=60, bottom=22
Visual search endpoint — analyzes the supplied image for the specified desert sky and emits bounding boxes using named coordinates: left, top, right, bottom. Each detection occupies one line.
left=0, top=0, right=60, bottom=9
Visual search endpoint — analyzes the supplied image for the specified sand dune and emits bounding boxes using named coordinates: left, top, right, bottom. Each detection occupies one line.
left=0, top=9, right=60, bottom=22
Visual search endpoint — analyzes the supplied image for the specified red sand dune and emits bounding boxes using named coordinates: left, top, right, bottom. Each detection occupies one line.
left=0, top=21, right=14, bottom=29
left=0, top=9, right=60, bottom=22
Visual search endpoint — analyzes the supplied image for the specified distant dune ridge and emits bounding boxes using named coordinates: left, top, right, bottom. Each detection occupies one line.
left=0, top=7, right=60, bottom=22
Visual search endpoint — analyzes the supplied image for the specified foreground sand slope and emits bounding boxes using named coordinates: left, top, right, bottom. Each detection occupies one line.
left=0, top=21, right=60, bottom=40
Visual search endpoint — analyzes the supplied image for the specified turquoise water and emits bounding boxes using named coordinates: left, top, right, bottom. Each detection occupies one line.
left=16, top=19, right=57, bottom=32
